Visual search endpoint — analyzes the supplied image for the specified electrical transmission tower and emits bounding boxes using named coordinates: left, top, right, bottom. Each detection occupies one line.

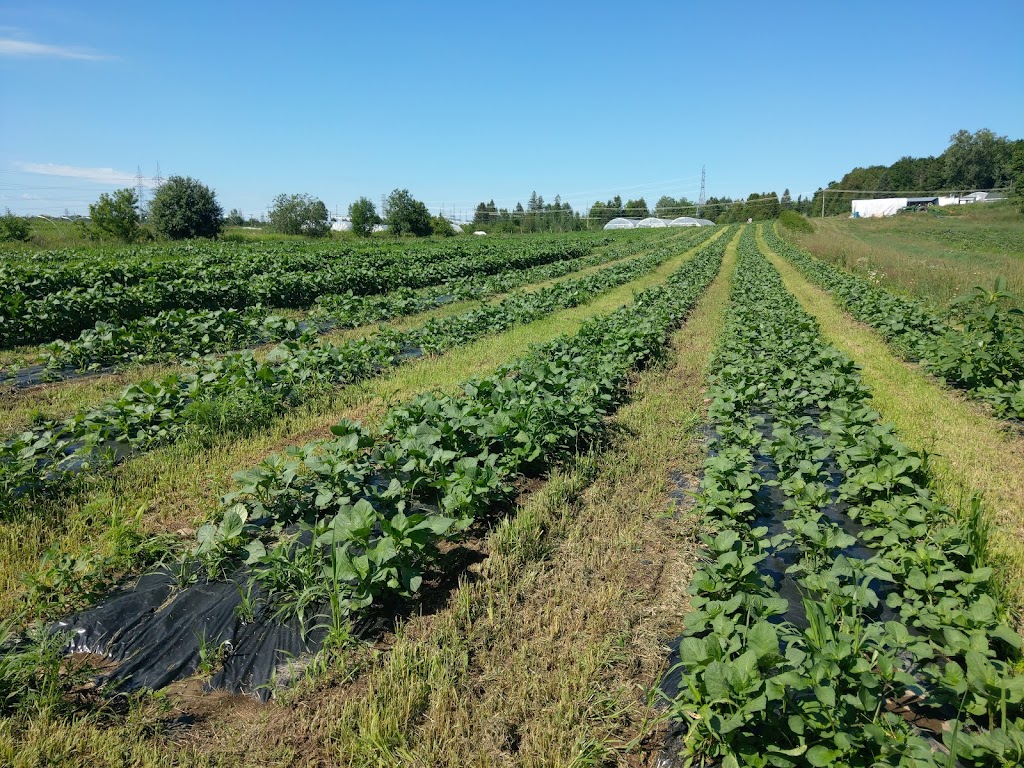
left=153, top=162, right=164, bottom=189
left=697, top=164, right=706, bottom=217
left=134, top=165, right=146, bottom=210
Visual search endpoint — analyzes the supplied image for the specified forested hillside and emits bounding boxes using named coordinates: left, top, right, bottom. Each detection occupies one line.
left=810, top=128, right=1024, bottom=216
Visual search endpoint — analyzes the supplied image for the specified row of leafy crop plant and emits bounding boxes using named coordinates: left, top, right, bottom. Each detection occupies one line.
left=763, top=225, right=1024, bottom=421
left=665, top=228, right=1024, bottom=766
left=0, top=233, right=617, bottom=348
left=35, top=229, right=692, bottom=373
left=0, top=231, right=616, bottom=299
left=49, top=232, right=731, bottom=696
left=0, top=231, right=726, bottom=510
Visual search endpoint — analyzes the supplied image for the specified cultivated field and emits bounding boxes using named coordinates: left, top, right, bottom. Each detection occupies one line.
left=1, top=217, right=1023, bottom=767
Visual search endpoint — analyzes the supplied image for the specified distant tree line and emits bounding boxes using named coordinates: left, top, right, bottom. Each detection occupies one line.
left=472, top=191, right=584, bottom=233
left=585, top=192, right=793, bottom=227
left=810, top=128, right=1024, bottom=216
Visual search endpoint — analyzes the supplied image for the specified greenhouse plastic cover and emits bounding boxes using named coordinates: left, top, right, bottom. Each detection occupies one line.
left=668, top=217, right=700, bottom=227
left=851, top=198, right=908, bottom=218
left=603, top=217, right=635, bottom=230
left=636, top=217, right=669, bottom=228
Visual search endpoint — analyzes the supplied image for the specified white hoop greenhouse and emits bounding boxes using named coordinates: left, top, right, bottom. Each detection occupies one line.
left=603, top=217, right=635, bottom=230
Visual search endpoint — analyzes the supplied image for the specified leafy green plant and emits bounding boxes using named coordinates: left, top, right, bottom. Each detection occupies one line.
left=0, top=209, right=32, bottom=242
left=0, top=622, right=95, bottom=715
left=194, top=631, right=232, bottom=677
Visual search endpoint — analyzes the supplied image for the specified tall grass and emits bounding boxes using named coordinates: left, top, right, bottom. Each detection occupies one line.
left=788, top=203, right=1024, bottom=309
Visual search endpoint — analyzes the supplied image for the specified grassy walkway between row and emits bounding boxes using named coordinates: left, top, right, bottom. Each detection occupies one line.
left=758, top=225, right=1024, bottom=617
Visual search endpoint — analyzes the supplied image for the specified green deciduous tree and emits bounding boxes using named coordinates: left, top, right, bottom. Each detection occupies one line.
left=624, top=197, right=650, bottom=219
left=89, top=188, right=141, bottom=242
left=0, top=209, right=31, bottom=242
left=148, top=176, right=224, bottom=240
left=348, top=197, right=380, bottom=237
left=654, top=195, right=678, bottom=218
left=1009, top=141, right=1024, bottom=214
left=268, top=193, right=330, bottom=237
left=589, top=196, right=621, bottom=227
left=944, top=129, right=1011, bottom=191
left=384, top=188, right=432, bottom=237
left=430, top=215, right=456, bottom=237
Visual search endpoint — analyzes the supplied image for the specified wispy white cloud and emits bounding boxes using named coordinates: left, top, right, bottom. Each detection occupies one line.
left=0, top=38, right=113, bottom=61
left=15, top=162, right=157, bottom=187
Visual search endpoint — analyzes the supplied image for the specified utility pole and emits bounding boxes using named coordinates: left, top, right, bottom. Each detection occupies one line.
left=821, top=189, right=825, bottom=218
left=697, top=164, right=706, bottom=217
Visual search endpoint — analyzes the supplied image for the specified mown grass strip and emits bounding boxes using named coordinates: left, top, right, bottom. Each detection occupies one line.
left=0, top=229, right=729, bottom=622
left=759, top=224, right=1024, bottom=613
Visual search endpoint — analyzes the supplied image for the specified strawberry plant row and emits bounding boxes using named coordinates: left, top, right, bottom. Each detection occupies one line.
left=665, top=228, right=1024, bottom=766
left=0, top=233, right=612, bottom=349
left=53, top=227, right=730, bottom=696
left=0, top=231, right=614, bottom=300
left=33, top=230, right=700, bottom=375
left=310, top=228, right=706, bottom=330
left=765, top=225, right=1024, bottom=420
left=0, top=237, right=706, bottom=510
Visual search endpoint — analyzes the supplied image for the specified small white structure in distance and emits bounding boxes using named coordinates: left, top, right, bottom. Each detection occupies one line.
left=637, top=217, right=669, bottom=227
left=852, top=191, right=1009, bottom=218
left=473, top=230, right=487, bottom=236
left=603, top=217, right=635, bottom=230
left=330, top=217, right=353, bottom=232
left=669, top=216, right=701, bottom=227
left=960, top=191, right=1007, bottom=203
left=450, top=223, right=463, bottom=234
left=695, top=218, right=716, bottom=226
left=851, top=198, right=908, bottom=218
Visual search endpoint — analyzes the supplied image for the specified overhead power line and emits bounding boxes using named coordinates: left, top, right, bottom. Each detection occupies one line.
left=817, top=186, right=1011, bottom=194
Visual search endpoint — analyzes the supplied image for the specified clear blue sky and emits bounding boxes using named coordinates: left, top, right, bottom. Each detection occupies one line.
left=1, top=0, right=1022, bottom=221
